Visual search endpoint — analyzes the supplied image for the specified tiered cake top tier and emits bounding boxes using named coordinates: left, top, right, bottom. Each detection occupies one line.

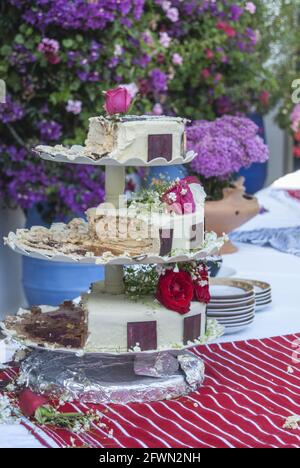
left=34, top=114, right=196, bottom=166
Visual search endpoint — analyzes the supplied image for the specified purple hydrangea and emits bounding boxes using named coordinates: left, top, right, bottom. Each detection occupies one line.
left=150, top=68, right=168, bottom=93
left=188, top=116, right=269, bottom=179
left=11, top=0, right=146, bottom=31
left=0, top=95, right=25, bottom=123
left=38, top=120, right=62, bottom=141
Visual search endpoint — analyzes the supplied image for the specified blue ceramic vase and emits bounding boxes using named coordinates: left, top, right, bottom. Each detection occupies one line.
left=238, top=113, right=268, bottom=194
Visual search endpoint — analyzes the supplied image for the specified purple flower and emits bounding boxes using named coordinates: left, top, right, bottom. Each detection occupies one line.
left=15, top=0, right=146, bottom=31
left=230, top=5, right=244, bottom=21
left=172, top=53, right=183, bottom=66
left=141, top=31, right=153, bottom=45
left=38, top=120, right=62, bottom=141
left=188, top=116, right=269, bottom=179
left=38, top=38, right=60, bottom=55
left=66, top=99, right=82, bottom=115
left=0, top=95, right=24, bottom=123
left=245, top=2, right=256, bottom=14
left=166, top=7, right=179, bottom=22
left=119, top=83, right=139, bottom=98
left=150, top=68, right=168, bottom=93
left=159, top=32, right=171, bottom=48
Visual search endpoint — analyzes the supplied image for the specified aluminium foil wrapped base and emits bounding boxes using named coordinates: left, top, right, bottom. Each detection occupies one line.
left=19, top=349, right=205, bottom=404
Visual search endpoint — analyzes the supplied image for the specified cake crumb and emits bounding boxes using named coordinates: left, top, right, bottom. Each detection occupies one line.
left=283, top=415, right=300, bottom=430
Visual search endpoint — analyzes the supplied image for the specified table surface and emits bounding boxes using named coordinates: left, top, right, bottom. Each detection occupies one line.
left=1, top=176, right=300, bottom=448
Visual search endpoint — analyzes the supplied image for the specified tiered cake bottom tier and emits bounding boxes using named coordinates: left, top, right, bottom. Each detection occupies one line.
left=2, top=282, right=208, bottom=354
left=83, top=283, right=207, bottom=353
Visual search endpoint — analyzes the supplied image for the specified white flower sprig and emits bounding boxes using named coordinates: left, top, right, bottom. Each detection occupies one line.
left=0, top=395, right=19, bottom=425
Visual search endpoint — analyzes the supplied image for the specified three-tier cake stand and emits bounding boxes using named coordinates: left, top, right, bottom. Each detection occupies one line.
left=3, top=142, right=224, bottom=403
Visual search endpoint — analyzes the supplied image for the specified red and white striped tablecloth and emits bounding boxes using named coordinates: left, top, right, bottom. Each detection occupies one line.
left=1, top=333, right=300, bottom=448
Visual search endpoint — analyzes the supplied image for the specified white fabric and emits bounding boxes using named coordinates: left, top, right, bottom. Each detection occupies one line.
left=1, top=175, right=300, bottom=448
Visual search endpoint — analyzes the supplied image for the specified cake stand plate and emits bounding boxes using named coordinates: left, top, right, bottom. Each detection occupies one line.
left=0, top=318, right=224, bottom=357
left=5, top=232, right=224, bottom=265
left=33, top=145, right=197, bottom=167
left=18, top=349, right=205, bottom=404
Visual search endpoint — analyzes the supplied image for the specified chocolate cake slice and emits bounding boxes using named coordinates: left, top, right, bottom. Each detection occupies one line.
left=4, top=301, right=88, bottom=349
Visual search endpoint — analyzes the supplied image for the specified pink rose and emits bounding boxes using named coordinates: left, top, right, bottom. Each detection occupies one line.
left=161, top=177, right=196, bottom=214
left=104, top=87, right=132, bottom=114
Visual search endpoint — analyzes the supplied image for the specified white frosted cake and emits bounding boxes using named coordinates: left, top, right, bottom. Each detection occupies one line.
left=2, top=289, right=206, bottom=353
left=2, top=262, right=210, bottom=353
left=85, top=115, right=187, bottom=163
left=81, top=282, right=206, bottom=352
left=87, top=177, right=206, bottom=256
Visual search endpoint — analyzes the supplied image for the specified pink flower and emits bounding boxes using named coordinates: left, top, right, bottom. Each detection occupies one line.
left=159, top=32, right=171, bottom=48
left=46, top=53, right=60, bottom=64
left=216, top=21, right=236, bottom=38
left=214, top=73, right=222, bottom=82
left=205, top=49, right=214, bottom=59
left=291, top=104, right=300, bottom=132
left=245, top=2, right=256, bottom=14
left=259, top=90, right=270, bottom=107
left=152, top=103, right=163, bottom=115
left=201, top=68, right=210, bottom=79
left=104, top=87, right=132, bottom=114
left=38, top=38, right=59, bottom=55
left=172, top=53, right=183, bottom=66
left=161, top=178, right=196, bottom=214
left=38, top=38, right=60, bottom=64
left=166, top=7, right=179, bottom=22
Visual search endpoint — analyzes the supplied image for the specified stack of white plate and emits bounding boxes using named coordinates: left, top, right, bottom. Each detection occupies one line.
left=233, top=279, right=272, bottom=310
left=208, top=279, right=256, bottom=334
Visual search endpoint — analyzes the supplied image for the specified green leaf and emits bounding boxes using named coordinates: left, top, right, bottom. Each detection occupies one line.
left=15, top=34, right=24, bottom=45
left=62, top=39, right=74, bottom=49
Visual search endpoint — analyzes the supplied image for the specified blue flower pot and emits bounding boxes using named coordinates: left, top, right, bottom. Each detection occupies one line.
left=238, top=113, right=268, bottom=194
left=146, top=165, right=188, bottom=187
left=22, top=205, right=104, bottom=306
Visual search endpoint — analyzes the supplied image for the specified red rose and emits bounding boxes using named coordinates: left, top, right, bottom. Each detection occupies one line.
left=156, top=270, right=194, bottom=314
left=104, top=87, right=132, bottom=114
left=194, top=280, right=211, bottom=304
left=191, top=264, right=211, bottom=304
left=19, top=388, right=49, bottom=417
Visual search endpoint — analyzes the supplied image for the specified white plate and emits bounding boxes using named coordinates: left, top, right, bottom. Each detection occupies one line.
left=207, top=303, right=255, bottom=314
left=255, top=296, right=272, bottom=304
left=34, top=145, right=197, bottom=167
left=5, top=231, right=223, bottom=266
left=256, top=302, right=272, bottom=311
left=215, top=266, right=237, bottom=278
left=209, top=294, right=255, bottom=305
left=214, top=314, right=255, bottom=325
left=208, top=310, right=255, bottom=320
left=210, top=284, right=248, bottom=296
